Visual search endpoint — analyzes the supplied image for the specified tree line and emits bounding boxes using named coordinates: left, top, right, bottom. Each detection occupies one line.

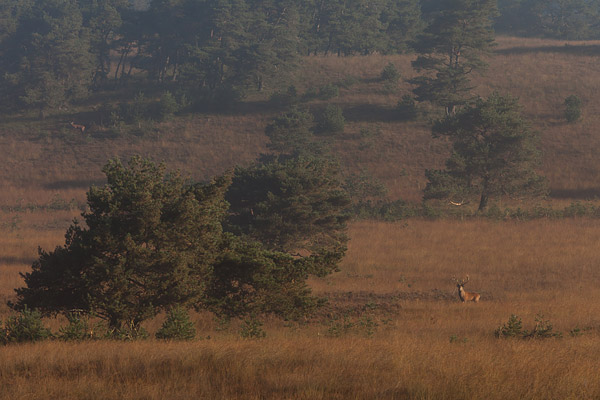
left=1, top=0, right=598, bottom=115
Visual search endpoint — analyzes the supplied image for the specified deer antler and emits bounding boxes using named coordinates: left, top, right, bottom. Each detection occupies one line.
left=452, top=275, right=470, bottom=285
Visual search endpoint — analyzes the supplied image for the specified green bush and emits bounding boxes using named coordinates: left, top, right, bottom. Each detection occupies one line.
left=302, top=86, right=319, bottom=101
left=58, top=312, right=97, bottom=341
left=317, top=104, right=345, bottom=135
left=335, top=75, right=359, bottom=89
left=397, top=94, right=418, bottom=120
left=495, top=314, right=524, bottom=338
left=381, top=62, right=400, bottom=83
left=564, top=95, right=582, bottom=122
left=156, top=306, right=196, bottom=341
left=105, top=322, right=149, bottom=341
left=240, top=316, right=266, bottom=339
left=120, top=92, right=149, bottom=125
left=1, top=307, right=52, bottom=344
left=318, top=84, right=339, bottom=100
left=495, top=314, right=562, bottom=339
left=269, top=85, right=299, bottom=107
left=326, top=315, right=355, bottom=337
left=525, top=314, right=562, bottom=339
left=156, top=91, right=179, bottom=121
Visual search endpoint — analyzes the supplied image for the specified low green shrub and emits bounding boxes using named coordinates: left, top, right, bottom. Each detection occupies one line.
left=317, top=104, right=345, bottom=135
left=495, top=314, right=562, bottom=339
left=564, top=95, right=582, bottom=123
left=58, top=312, right=99, bottom=341
left=318, top=84, right=340, bottom=100
left=240, top=316, right=266, bottom=339
left=380, top=63, right=400, bottom=83
left=1, top=307, right=52, bottom=345
left=495, top=314, right=524, bottom=338
left=105, top=322, right=149, bottom=341
left=397, top=94, right=418, bottom=120
left=156, top=306, right=196, bottom=341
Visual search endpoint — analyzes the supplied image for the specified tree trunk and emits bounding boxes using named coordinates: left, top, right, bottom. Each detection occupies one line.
left=478, top=191, right=488, bottom=212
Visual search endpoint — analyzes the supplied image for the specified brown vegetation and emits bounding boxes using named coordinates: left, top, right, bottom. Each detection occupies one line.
left=1, top=37, right=600, bottom=206
left=1, top=36, right=600, bottom=398
left=2, top=218, right=600, bottom=398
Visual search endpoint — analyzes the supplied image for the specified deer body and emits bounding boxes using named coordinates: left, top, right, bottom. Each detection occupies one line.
left=453, top=275, right=481, bottom=303
left=70, top=121, right=86, bottom=133
left=458, top=285, right=480, bottom=302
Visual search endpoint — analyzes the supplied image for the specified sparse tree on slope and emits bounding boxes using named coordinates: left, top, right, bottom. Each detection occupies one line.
left=424, top=93, right=547, bottom=211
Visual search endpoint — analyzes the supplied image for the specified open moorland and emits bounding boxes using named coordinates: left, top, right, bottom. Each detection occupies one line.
left=2, top=36, right=600, bottom=399
left=2, top=219, right=600, bottom=399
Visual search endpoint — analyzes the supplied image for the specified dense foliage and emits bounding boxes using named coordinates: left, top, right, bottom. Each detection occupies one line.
left=411, top=0, right=498, bottom=115
left=13, top=156, right=349, bottom=328
left=424, top=93, right=547, bottom=211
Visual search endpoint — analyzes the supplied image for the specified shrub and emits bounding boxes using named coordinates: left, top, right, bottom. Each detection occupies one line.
left=58, top=312, right=97, bottom=341
left=269, top=85, right=299, bottom=107
left=335, top=75, right=359, bottom=89
left=317, top=104, right=345, bottom=135
left=564, top=95, right=582, bottom=122
left=120, top=92, right=149, bottom=125
left=525, top=314, right=562, bottom=339
left=326, top=315, right=355, bottom=337
left=494, top=314, right=524, bottom=338
left=105, top=323, right=149, bottom=341
left=265, top=107, right=315, bottom=155
left=156, top=91, right=179, bottom=121
left=156, top=306, right=196, bottom=341
left=397, top=94, right=418, bottom=120
left=318, top=84, right=340, bottom=100
left=495, top=314, right=562, bottom=339
left=302, top=86, right=319, bottom=101
left=343, top=170, right=388, bottom=204
left=240, top=316, right=266, bottom=339
left=381, top=62, right=400, bottom=83
left=1, top=307, right=52, bottom=344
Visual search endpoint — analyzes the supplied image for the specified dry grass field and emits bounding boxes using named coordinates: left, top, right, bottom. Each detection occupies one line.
left=1, top=35, right=600, bottom=399
left=1, top=36, right=600, bottom=205
left=1, top=218, right=600, bottom=399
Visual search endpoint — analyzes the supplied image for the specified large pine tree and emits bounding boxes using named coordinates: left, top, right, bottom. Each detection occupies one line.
left=410, top=0, right=498, bottom=115
left=424, top=93, right=547, bottom=211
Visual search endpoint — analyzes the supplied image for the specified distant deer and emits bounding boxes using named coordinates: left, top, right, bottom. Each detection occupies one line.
left=452, top=275, right=481, bottom=302
left=70, top=121, right=86, bottom=133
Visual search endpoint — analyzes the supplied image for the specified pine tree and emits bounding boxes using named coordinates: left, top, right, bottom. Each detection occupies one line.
left=0, top=0, right=93, bottom=114
left=424, top=93, right=547, bottom=211
left=411, top=0, right=497, bottom=115
left=226, top=155, right=350, bottom=257
left=14, top=157, right=229, bottom=330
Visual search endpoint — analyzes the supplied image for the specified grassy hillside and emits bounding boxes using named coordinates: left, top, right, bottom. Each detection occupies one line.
left=1, top=36, right=600, bottom=207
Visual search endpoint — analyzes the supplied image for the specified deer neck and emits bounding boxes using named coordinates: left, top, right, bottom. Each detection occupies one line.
left=458, top=286, right=466, bottom=301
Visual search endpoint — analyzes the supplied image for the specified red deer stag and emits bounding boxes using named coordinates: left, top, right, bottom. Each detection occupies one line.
left=70, top=121, right=86, bottom=133
left=452, top=275, right=480, bottom=302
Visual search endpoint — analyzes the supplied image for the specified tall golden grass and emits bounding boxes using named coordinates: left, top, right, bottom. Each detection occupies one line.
left=2, top=218, right=600, bottom=399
